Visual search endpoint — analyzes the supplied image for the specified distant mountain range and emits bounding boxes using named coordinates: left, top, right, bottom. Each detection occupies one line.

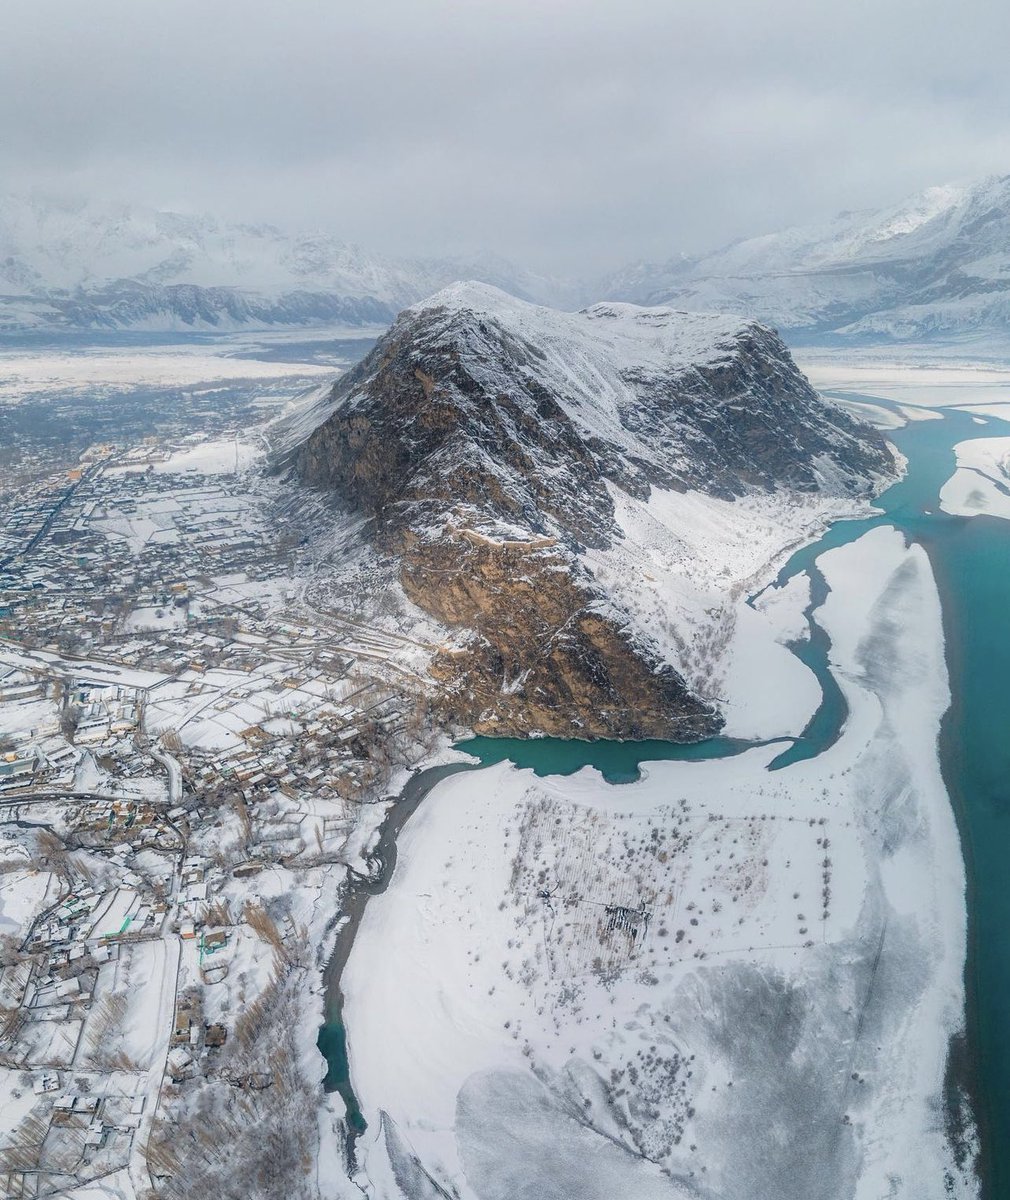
left=599, top=176, right=1010, bottom=341
left=6, top=179, right=1010, bottom=340
left=0, top=194, right=574, bottom=333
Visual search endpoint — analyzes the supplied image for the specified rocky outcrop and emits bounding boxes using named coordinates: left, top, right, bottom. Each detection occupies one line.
left=403, top=534, right=715, bottom=740
left=289, top=283, right=897, bottom=740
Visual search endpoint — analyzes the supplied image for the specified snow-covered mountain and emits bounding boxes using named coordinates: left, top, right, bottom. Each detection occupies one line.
left=12, top=179, right=1010, bottom=341
left=599, top=176, right=1010, bottom=340
left=0, top=195, right=572, bottom=332
left=288, top=282, right=897, bottom=740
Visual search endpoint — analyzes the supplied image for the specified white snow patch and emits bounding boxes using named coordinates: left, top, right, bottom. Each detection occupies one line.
left=0, top=346, right=332, bottom=403
left=939, top=436, right=1010, bottom=519
left=586, top=480, right=868, bottom=739
left=152, top=438, right=261, bottom=476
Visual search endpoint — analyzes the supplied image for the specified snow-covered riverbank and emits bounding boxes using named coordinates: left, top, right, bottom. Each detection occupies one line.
left=340, top=524, right=971, bottom=1200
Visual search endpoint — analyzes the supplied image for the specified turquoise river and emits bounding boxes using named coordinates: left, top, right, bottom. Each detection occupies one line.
left=321, top=392, right=1010, bottom=1196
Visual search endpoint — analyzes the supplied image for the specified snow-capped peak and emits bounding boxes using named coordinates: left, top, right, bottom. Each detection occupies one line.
left=864, top=183, right=966, bottom=244
left=409, top=280, right=761, bottom=379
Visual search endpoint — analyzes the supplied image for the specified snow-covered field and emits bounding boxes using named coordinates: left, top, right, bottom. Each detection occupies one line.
left=342, top=525, right=970, bottom=1199
left=153, top=439, right=261, bottom=475
left=0, top=344, right=334, bottom=403
left=800, top=360, right=1010, bottom=410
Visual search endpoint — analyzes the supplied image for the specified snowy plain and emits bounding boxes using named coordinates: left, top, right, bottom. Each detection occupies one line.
left=0, top=343, right=334, bottom=404
left=800, top=360, right=1010, bottom=410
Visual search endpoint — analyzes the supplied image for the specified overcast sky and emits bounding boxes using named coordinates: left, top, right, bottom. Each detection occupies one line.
left=4, top=0, right=1010, bottom=274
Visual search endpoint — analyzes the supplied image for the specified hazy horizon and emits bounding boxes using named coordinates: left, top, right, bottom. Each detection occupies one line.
left=4, top=0, right=1010, bottom=275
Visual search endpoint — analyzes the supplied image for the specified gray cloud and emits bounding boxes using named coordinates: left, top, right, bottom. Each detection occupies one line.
left=3, top=0, right=1010, bottom=273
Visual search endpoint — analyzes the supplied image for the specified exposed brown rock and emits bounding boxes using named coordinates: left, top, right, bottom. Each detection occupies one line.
left=400, top=534, right=717, bottom=740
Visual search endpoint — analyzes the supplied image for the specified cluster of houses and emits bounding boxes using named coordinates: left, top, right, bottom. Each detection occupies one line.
left=0, top=429, right=442, bottom=1174
left=24, top=884, right=165, bottom=960
left=0, top=673, right=168, bottom=808
left=0, top=669, right=80, bottom=794
left=0, top=437, right=297, bottom=665
left=169, top=989, right=225, bottom=1055
left=70, top=802, right=184, bottom=863
left=177, top=856, right=211, bottom=939
left=71, top=683, right=140, bottom=745
left=49, top=1089, right=147, bottom=1156
left=185, top=701, right=389, bottom=807
left=0, top=435, right=422, bottom=832
left=0, top=464, right=95, bottom=574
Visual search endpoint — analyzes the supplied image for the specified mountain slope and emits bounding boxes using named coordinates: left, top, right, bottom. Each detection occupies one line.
left=0, top=195, right=572, bottom=332
left=288, top=283, right=897, bottom=740
left=601, top=176, right=1010, bottom=339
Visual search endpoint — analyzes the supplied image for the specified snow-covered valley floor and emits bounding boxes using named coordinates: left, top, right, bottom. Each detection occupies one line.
left=341, top=524, right=970, bottom=1200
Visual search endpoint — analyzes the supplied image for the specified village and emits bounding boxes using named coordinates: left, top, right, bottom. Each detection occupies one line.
left=0, top=419, right=445, bottom=1197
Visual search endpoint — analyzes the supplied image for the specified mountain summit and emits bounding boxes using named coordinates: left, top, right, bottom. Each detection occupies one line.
left=289, top=283, right=897, bottom=740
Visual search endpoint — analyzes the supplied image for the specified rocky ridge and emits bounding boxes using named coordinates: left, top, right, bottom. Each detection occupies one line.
left=289, top=283, right=897, bottom=740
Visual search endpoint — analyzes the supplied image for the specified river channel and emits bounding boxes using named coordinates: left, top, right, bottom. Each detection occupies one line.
left=319, top=392, right=1009, bottom=1194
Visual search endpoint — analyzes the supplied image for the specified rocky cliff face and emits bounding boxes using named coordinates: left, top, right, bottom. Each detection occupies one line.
left=289, top=283, right=897, bottom=740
